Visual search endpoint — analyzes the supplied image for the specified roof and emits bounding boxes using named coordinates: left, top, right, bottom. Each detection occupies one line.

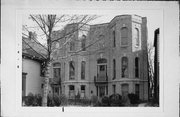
left=22, top=36, right=47, bottom=61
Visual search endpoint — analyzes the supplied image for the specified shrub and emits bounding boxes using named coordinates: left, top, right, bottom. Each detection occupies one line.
left=47, top=93, right=54, bottom=106
left=53, top=93, right=61, bottom=106
left=24, top=92, right=34, bottom=106
left=109, top=94, right=122, bottom=106
left=33, top=94, right=42, bottom=106
left=101, top=96, right=110, bottom=106
left=80, top=99, right=91, bottom=106
left=23, top=93, right=42, bottom=106
left=128, top=93, right=139, bottom=104
left=91, top=95, right=98, bottom=106
left=121, top=94, right=131, bottom=106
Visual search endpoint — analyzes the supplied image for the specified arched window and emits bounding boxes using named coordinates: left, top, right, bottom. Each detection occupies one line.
left=121, top=57, right=128, bottom=78
left=135, top=28, right=140, bottom=46
left=69, top=61, right=75, bottom=80
left=81, top=35, right=86, bottom=51
left=53, top=63, right=61, bottom=79
left=135, top=57, right=139, bottom=78
left=97, top=58, right=107, bottom=64
left=81, top=61, right=86, bottom=80
left=121, top=27, right=128, bottom=46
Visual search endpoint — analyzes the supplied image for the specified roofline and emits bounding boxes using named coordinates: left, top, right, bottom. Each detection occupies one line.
left=90, top=22, right=109, bottom=27
left=22, top=52, right=46, bottom=62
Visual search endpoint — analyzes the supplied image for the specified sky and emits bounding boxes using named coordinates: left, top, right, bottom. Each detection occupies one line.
left=89, top=10, right=162, bottom=45
left=23, top=9, right=162, bottom=46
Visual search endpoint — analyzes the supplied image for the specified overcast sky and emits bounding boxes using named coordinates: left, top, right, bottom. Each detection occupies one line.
left=90, top=10, right=162, bottom=45
left=23, top=9, right=162, bottom=46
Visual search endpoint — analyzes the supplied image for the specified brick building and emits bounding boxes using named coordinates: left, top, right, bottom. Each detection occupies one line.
left=50, top=14, right=149, bottom=101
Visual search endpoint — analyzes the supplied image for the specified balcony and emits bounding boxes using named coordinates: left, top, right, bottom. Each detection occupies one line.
left=94, top=74, right=108, bottom=85
left=49, top=78, right=61, bottom=85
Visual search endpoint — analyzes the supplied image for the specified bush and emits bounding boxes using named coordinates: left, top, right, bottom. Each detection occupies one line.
left=47, top=93, right=54, bottom=106
left=23, top=93, right=42, bottom=106
left=80, top=99, right=91, bottom=106
left=24, top=93, right=34, bottom=106
left=101, top=96, right=110, bottom=106
left=91, top=95, right=98, bottom=106
left=128, top=93, right=139, bottom=104
left=109, top=94, right=122, bottom=106
left=53, top=93, right=61, bottom=106
left=33, top=94, right=42, bottom=106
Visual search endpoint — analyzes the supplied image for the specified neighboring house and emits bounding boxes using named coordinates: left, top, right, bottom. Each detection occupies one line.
left=22, top=35, right=46, bottom=97
left=153, top=28, right=160, bottom=103
left=51, top=14, right=149, bottom=101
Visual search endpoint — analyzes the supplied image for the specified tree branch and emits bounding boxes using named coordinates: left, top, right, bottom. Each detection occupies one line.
left=22, top=32, right=48, bottom=51
left=30, top=15, right=49, bottom=37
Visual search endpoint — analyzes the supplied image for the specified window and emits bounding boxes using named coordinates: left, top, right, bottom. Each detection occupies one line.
left=113, top=30, right=116, bottom=47
left=135, top=57, right=139, bottom=78
left=106, top=86, right=108, bottom=95
left=54, top=87, right=59, bottom=95
left=135, top=84, right=140, bottom=98
left=135, top=28, right=140, bottom=47
left=113, top=59, right=116, bottom=80
left=81, top=35, right=86, bottom=51
left=53, top=63, right=61, bottom=79
left=69, top=61, right=75, bottom=80
left=100, top=65, right=105, bottom=71
left=64, top=62, right=66, bottom=79
left=69, top=85, right=75, bottom=98
left=97, top=58, right=107, bottom=64
left=96, top=86, right=98, bottom=96
left=121, top=57, right=128, bottom=78
left=97, top=58, right=107, bottom=81
left=121, top=84, right=129, bottom=96
left=81, top=61, right=86, bottom=80
left=81, top=85, right=85, bottom=98
left=121, top=27, right=128, bottom=46
left=112, top=85, right=116, bottom=94
left=70, top=41, right=75, bottom=51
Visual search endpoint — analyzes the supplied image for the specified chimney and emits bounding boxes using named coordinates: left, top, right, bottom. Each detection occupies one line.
left=29, top=31, right=33, bottom=39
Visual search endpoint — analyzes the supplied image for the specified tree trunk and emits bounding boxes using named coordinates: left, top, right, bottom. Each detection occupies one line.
left=42, top=61, right=51, bottom=106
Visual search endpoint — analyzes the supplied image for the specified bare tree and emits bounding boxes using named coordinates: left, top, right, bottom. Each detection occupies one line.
left=147, top=42, right=154, bottom=99
left=22, top=14, right=98, bottom=106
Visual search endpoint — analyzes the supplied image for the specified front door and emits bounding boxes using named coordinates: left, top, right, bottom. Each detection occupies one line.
left=53, top=86, right=60, bottom=96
